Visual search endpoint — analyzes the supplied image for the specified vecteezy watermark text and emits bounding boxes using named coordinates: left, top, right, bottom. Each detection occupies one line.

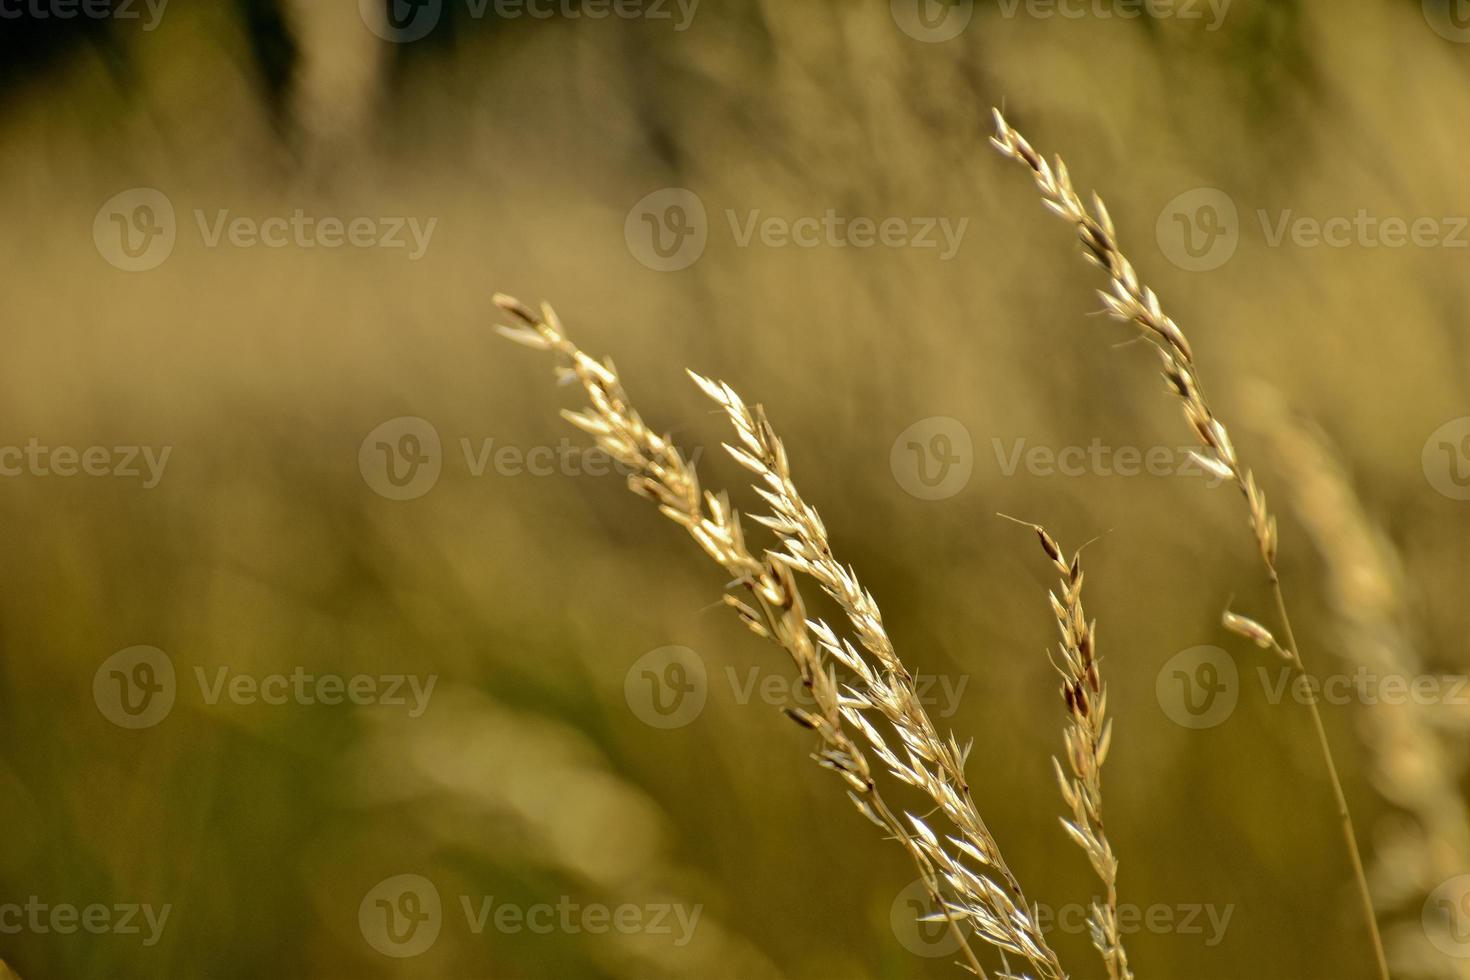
left=1255, top=666, right=1470, bottom=708
left=460, top=895, right=701, bottom=945
left=93, top=646, right=437, bottom=729
left=0, top=0, right=167, bottom=29
left=721, top=664, right=967, bottom=718
left=1157, top=645, right=1470, bottom=729
left=94, top=188, right=438, bottom=272
left=1157, top=188, right=1469, bottom=271
left=0, top=440, right=170, bottom=488
left=623, top=646, right=969, bottom=728
left=890, top=878, right=1234, bottom=957
left=193, top=210, right=436, bottom=258
left=193, top=667, right=436, bottom=717
left=992, top=437, right=1228, bottom=485
left=0, top=898, right=170, bottom=946
left=358, top=416, right=707, bottom=501
left=623, top=189, right=969, bottom=271
left=358, top=875, right=702, bottom=958
left=725, top=210, right=968, bottom=259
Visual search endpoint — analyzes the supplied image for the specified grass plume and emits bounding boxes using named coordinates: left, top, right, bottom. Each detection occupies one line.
left=496, top=292, right=1066, bottom=979
left=989, top=107, right=1389, bottom=979
left=1006, top=519, right=1132, bottom=980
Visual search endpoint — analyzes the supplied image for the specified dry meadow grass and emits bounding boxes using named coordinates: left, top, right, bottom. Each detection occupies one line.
left=2, top=3, right=1469, bottom=979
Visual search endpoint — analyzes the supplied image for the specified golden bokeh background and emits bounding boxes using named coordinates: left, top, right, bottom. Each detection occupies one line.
left=2, top=2, right=1468, bottom=978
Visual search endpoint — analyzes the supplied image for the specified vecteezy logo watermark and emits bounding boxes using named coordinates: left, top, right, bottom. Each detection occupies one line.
left=93, top=646, right=176, bottom=729
left=1255, top=211, right=1469, bottom=250
left=359, top=0, right=442, bottom=42
left=360, top=874, right=443, bottom=958
left=1423, top=416, right=1470, bottom=501
left=623, top=189, right=970, bottom=272
left=358, top=418, right=708, bottom=500
left=624, top=646, right=708, bottom=729
left=1254, top=666, right=1470, bottom=709
left=1157, top=645, right=1469, bottom=729
left=192, top=210, right=437, bottom=258
left=891, top=417, right=974, bottom=501
left=1158, top=187, right=1470, bottom=271
left=1424, top=0, right=1470, bottom=43
left=460, top=895, right=702, bottom=945
left=889, top=878, right=1234, bottom=957
left=726, top=210, right=968, bottom=259
left=624, top=647, right=969, bottom=728
left=624, top=188, right=710, bottom=272
left=992, top=437, right=1229, bottom=485
left=0, top=439, right=171, bottom=487
left=1424, top=874, right=1470, bottom=958
left=358, top=875, right=702, bottom=957
left=0, top=898, right=171, bottom=946
left=360, top=0, right=699, bottom=43
left=94, top=188, right=177, bottom=272
left=1156, top=188, right=1239, bottom=272
left=890, top=0, right=973, bottom=42
left=727, top=664, right=968, bottom=718
left=192, top=666, right=437, bottom=717
left=458, top=437, right=705, bottom=479
left=1033, top=900, right=1234, bottom=947
left=0, top=0, right=168, bottom=29
left=94, top=189, right=438, bottom=271
left=1155, top=645, right=1239, bottom=729
left=359, top=417, right=443, bottom=501
left=889, top=879, right=961, bottom=957
left=92, top=648, right=437, bottom=728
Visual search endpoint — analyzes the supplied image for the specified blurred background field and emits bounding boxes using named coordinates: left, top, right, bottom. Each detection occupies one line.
left=1, top=2, right=1469, bottom=977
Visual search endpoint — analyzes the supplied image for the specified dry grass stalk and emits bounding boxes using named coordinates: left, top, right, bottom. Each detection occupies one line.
left=1255, top=403, right=1470, bottom=978
left=989, top=109, right=1390, bottom=980
left=1010, top=520, right=1131, bottom=980
left=495, top=293, right=1065, bottom=980
left=988, top=110, right=1274, bottom=569
left=691, top=373, right=1068, bottom=979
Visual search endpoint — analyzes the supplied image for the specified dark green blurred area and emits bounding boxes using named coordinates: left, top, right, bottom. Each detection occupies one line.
left=2, top=2, right=1469, bottom=978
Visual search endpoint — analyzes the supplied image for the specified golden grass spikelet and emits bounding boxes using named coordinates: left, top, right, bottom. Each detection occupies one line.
left=989, top=113, right=1389, bottom=979
left=1009, top=518, right=1131, bottom=980
left=989, top=109, right=1278, bottom=572
left=1220, top=610, right=1285, bottom=656
left=496, top=293, right=1068, bottom=980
